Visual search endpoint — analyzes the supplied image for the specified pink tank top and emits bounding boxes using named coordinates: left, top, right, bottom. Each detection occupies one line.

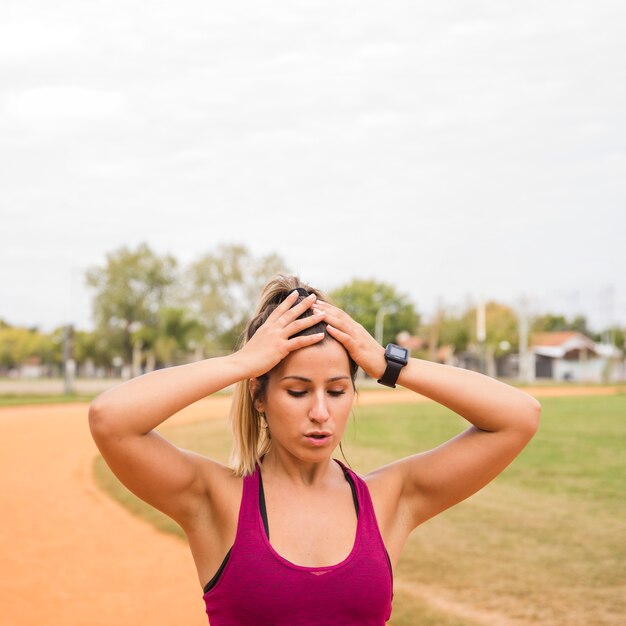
left=202, top=458, right=393, bottom=625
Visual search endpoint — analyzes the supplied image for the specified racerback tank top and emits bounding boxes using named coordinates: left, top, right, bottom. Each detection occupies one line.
left=202, top=458, right=393, bottom=625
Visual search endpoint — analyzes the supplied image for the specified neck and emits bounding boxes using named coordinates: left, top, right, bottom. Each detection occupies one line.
left=260, top=448, right=338, bottom=487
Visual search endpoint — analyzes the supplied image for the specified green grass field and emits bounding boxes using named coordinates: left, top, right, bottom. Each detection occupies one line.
left=93, top=394, right=626, bottom=625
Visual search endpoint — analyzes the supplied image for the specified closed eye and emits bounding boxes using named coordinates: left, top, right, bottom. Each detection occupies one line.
left=287, top=390, right=346, bottom=397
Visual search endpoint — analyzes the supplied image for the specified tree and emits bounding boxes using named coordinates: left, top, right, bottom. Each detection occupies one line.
left=435, top=312, right=472, bottom=354
left=86, top=243, right=178, bottom=365
left=425, top=301, right=518, bottom=358
left=0, top=322, right=58, bottom=370
left=476, top=301, right=519, bottom=355
left=329, top=279, right=419, bottom=348
left=532, top=313, right=592, bottom=336
left=532, top=313, right=568, bottom=332
left=183, top=244, right=288, bottom=352
left=593, top=326, right=625, bottom=348
left=74, top=328, right=117, bottom=370
left=153, top=307, right=206, bottom=367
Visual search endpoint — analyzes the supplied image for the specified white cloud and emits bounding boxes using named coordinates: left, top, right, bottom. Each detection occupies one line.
left=0, top=21, right=82, bottom=59
left=2, top=86, right=126, bottom=122
left=1, top=0, right=625, bottom=332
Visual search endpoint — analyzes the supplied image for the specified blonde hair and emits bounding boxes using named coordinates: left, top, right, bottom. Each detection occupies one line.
left=229, top=274, right=357, bottom=476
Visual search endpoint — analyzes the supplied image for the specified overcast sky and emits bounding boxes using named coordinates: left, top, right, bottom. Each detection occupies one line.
left=1, top=0, right=625, bottom=334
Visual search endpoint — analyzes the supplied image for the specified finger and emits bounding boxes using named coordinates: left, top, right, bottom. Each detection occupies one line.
left=265, top=290, right=301, bottom=322
left=265, top=291, right=313, bottom=326
left=279, top=293, right=317, bottom=324
left=314, top=301, right=348, bottom=320
left=325, top=324, right=353, bottom=346
left=313, top=300, right=338, bottom=309
left=317, top=309, right=348, bottom=332
left=287, top=310, right=325, bottom=334
left=286, top=332, right=325, bottom=351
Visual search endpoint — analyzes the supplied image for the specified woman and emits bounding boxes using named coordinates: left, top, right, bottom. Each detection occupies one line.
left=89, top=275, right=541, bottom=625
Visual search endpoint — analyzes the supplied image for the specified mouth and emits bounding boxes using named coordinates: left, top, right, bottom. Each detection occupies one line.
left=304, top=432, right=332, bottom=446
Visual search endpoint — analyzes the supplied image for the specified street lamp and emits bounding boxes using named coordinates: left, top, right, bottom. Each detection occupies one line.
left=375, top=306, right=394, bottom=346
left=63, top=324, right=75, bottom=395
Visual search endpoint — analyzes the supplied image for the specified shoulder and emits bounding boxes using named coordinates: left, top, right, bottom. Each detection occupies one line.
left=363, top=461, right=416, bottom=536
left=363, top=462, right=405, bottom=511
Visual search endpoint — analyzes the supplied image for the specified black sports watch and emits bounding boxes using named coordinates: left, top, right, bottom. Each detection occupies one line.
left=377, top=343, right=409, bottom=388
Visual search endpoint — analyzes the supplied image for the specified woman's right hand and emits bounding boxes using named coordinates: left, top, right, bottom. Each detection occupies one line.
left=236, top=290, right=326, bottom=378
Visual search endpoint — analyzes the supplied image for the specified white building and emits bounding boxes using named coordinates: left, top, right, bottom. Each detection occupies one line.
left=531, top=331, right=625, bottom=382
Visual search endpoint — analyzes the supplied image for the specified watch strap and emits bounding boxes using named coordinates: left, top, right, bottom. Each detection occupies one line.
left=377, top=359, right=404, bottom=388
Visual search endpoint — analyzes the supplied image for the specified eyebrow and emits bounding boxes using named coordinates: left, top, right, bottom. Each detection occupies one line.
left=279, top=375, right=351, bottom=383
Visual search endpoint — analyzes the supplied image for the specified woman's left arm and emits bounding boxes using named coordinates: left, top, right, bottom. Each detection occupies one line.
left=316, top=300, right=541, bottom=529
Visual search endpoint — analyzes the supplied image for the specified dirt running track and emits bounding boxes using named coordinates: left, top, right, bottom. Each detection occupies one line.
left=0, top=386, right=622, bottom=626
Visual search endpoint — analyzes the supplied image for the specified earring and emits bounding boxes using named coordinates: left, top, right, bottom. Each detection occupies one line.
left=258, top=410, right=271, bottom=439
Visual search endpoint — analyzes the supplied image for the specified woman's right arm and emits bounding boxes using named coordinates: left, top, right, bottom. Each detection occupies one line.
left=88, top=291, right=324, bottom=527
left=89, top=353, right=250, bottom=436
left=88, top=353, right=253, bottom=526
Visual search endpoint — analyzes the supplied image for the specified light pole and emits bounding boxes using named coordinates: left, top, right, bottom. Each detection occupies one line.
left=375, top=306, right=393, bottom=346
left=477, top=299, right=486, bottom=374
left=129, top=321, right=144, bottom=378
left=517, top=295, right=532, bottom=383
left=63, top=324, right=76, bottom=395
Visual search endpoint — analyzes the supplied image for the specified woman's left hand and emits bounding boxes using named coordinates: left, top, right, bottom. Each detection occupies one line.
left=313, top=300, right=387, bottom=379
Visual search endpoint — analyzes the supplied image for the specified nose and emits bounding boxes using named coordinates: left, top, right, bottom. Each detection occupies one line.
left=308, top=392, right=330, bottom=422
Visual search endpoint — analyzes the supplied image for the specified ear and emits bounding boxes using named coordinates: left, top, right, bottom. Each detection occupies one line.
left=249, top=378, right=264, bottom=411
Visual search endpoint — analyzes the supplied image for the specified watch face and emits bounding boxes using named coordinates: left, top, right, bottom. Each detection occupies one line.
left=387, top=344, right=408, bottom=361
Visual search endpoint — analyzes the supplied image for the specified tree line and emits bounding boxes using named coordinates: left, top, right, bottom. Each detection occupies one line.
left=1, top=242, right=623, bottom=377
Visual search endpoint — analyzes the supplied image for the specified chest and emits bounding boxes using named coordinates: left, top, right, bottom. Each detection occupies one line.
left=185, top=467, right=405, bottom=593
left=263, top=485, right=358, bottom=567
left=204, top=551, right=393, bottom=626
left=202, top=473, right=393, bottom=625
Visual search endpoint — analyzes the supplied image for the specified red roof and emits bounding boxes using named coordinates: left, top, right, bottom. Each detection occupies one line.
left=530, top=331, right=590, bottom=347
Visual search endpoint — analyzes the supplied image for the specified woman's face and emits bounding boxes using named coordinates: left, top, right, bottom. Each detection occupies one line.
left=258, top=339, right=355, bottom=461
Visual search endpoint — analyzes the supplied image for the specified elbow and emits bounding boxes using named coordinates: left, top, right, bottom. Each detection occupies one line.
left=88, top=396, right=111, bottom=437
left=523, top=397, right=541, bottom=438
left=508, top=392, right=540, bottom=440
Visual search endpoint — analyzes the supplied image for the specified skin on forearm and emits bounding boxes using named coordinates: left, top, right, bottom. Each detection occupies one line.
left=395, top=358, right=541, bottom=434
left=89, top=352, right=251, bottom=436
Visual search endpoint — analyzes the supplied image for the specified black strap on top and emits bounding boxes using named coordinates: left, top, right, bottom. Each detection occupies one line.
left=203, top=546, right=232, bottom=593
left=258, top=468, right=270, bottom=539
left=203, top=462, right=359, bottom=594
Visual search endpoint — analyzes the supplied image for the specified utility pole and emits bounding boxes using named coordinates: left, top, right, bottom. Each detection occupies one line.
left=518, top=295, right=532, bottom=383
left=428, top=300, right=443, bottom=362
left=375, top=306, right=392, bottom=346
left=605, top=284, right=615, bottom=345
left=63, top=324, right=76, bottom=395
left=477, top=299, right=486, bottom=374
